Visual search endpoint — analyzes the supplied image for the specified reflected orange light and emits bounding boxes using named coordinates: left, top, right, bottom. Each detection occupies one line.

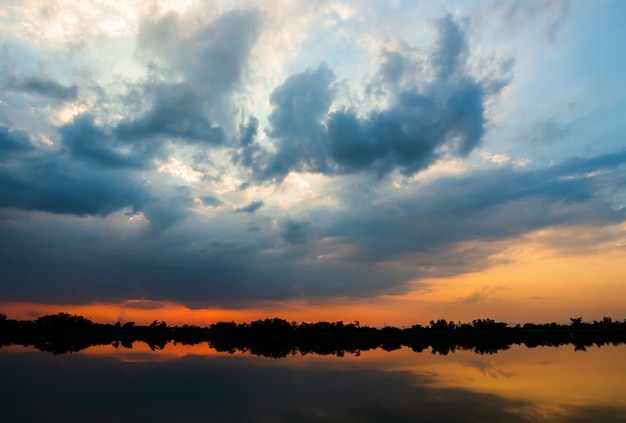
left=388, top=344, right=626, bottom=418
left=79, top=341, right=227, bottom=362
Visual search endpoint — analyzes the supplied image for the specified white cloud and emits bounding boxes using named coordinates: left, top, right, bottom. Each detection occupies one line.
left=157, top=157, right=203, bottom=182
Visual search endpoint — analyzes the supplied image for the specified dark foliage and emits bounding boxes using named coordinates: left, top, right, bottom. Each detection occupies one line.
left=1, top=313, right=625, bottom=356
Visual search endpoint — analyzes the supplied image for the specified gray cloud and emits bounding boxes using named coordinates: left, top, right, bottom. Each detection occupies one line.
left=0, top=5, right=623, bottom=311
left=6, top=76, right=78, bottom=100
left=260, top=64, right=335, bottom=178
left=326, top=77, right=484, bottom=175
left=60, top=115, right=154, bottom=169
left=142, top=186, right=194, bottom=233
left=250, top=16, right=488, bottom=181
left=0, top=120, right=194, bottom=232
left=492, top=0, right=570, bottom=44
left=0, top=149, right=624, bottom=306
left=0, top=125, right=34, bottom=154
left=432, top=14, right=468, bottom=80
left=324, top=151, right=626, bottom=270
left=0, top=153, right=148, bottom=217
left=0, top=7, right=265, bottom=225
left=114, top=84, right=226, bottom=144
left=235, top=200, right=264, bottom=213
left=201, top=196, right=222, bottom=207
left=36, top=6, right=262, bottom=183
left=232, top=116, right=260, bottom=168
left=281, top=219, right=310, bottom=245
left=115, top=8, right=261, bottom=145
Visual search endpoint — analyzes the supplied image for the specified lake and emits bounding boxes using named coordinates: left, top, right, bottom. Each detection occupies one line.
left=1, top=342, right=625, bottom=422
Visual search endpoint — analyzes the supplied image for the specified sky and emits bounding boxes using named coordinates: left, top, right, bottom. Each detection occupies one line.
left=0, top=0, right=625, bottom=327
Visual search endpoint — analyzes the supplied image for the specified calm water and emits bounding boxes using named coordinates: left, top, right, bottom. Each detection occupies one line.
left=1, top=342, right=625, bottom=422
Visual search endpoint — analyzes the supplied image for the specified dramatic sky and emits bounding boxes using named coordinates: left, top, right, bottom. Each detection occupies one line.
left=1, top=0, right=625, bottom=326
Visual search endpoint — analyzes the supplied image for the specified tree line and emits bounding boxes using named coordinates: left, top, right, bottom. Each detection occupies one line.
left=1, top=312, right=625, bottom=356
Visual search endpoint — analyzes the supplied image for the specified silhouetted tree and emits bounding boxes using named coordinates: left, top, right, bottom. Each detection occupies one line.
left=2, top=312, right=626, bottom=356
left=570, top=317, right=583, bottom=327
left=430, top=319, right=455, bottom=331
left=36, top=312, right=94, bottom=327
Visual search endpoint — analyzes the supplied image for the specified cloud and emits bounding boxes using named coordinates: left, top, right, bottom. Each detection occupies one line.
left=0, top=6, right=266, bottom=226
left=281, top=219, right=310, bottom=245
left=6, top=76, right=78, bottom=100
left=114, top=84, right=226, bottom=144
left=0, top=125, right=34, bottom=154
left=457, top=286, right=503, bottom=304
left=0, top=149, right=623, bottom=306
left=115, top=8, right=261, bottom=145
left=142, top=186, right=194, bottom=233
left=259, top=64, right=335, bottom=179
left=232, top=116, right=261, bottom=169
left=0, top=120, right=194, bottom=231
left=530, top=118, right=577, bottom=144
left=555, top=149, right=626, bottom=175
left=0, top=2, right=624, bottom=312
left=431, top=14, right=468, bottom=80
left=323, top=150, right=626, bottom=271
left=326, top=76, right=484, bottom=175
left=235, top=200, right=264, bottom=213
left=251, top=16, right=490, bottom=180
left=60, top=115, right=154, bottom=169
left=200, top=196, right=222, bottom=207
left=0, top=153, right=148, bottom=217
left=492, top=0, right=570, bottom=44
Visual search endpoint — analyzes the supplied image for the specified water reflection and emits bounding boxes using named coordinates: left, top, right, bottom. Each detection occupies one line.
left=1, top=343, right=625, bottom=422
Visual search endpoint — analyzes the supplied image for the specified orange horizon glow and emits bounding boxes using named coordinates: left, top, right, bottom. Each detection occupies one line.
left=2, top=226, right=625, bottom=328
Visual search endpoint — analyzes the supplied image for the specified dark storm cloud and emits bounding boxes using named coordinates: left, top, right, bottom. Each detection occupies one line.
left=0, top=108, right=624, bottom=307
left=0, top=125, right=34, bottom=153
left=235, top=200, right=264, bottom=213
left=1, top=150, right=624, bottom=306
left=142, top=186, right=194, bottom=233
left=0, top=218, right=411, bottom=305
left=0, top=154, right=147, bottom=216
left=6, top=76, right=78, bottom=100
left=115, top=8, right=261, bottom=145
left=252, top=16, right=488, bottom=180
left=0, top=121, right=189, bottom=231
left=0, top=120, right=205, bottom=236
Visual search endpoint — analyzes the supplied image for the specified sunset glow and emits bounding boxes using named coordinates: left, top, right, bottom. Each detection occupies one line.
left=0, top=1, right=625, bottom=325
